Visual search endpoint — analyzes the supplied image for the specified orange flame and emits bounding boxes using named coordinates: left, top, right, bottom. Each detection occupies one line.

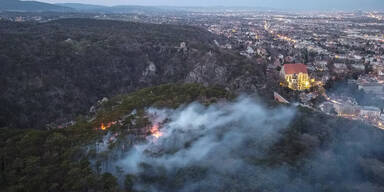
left=100, top=121, right=117, bottom=131
left=150, top=123, right=163, bottom=138
left=101, top=123, right=107, bottom=130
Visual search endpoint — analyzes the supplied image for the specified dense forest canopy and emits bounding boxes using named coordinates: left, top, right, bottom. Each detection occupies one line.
left=1, top=84, right=384, bottom=191
left=0, top=18, right=265, bottom=129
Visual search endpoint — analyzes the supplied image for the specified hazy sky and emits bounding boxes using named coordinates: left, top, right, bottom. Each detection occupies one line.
left=36, top=0, right=384, bottom=10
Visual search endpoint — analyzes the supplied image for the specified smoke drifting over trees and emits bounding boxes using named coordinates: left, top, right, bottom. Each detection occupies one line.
left=114, top=96, right=296, bottom=191
left=94, top=96, right=384, bottom=192
left=2, top=83, right=384, bottom=191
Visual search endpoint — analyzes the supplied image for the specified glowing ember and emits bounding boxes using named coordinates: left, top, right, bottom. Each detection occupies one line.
left=150, top=123, right=163, bottom=138
left=101, top=123, right=107, bottom=130
left=99, top=121, right=117, bottom=131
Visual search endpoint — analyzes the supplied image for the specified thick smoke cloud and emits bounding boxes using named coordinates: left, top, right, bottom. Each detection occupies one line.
left=114, top=96, right=296, bottom=191
left=94, top=96, right=384, bottom=192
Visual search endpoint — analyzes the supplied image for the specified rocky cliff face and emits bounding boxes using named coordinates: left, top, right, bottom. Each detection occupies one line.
left=0, top=19, right=266, bottom=129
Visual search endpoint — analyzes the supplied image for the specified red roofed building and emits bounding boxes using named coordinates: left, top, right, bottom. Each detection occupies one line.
left=280, top=64, right=311, bottom=90
left=282, top=64, right=308, bottom=74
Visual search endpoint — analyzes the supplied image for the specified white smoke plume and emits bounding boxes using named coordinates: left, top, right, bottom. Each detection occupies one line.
left=114, top=96, right=296, bottom=191
left=92, top=95, right=384, bottom=192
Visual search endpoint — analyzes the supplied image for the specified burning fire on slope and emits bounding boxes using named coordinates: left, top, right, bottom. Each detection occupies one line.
left=146, top=109, right=169, bottom=140
left=100, top=121, right=117, bottom=130
left=150, top=123, right=163, bottom=139
left=95, top=114, right=165, bottom=143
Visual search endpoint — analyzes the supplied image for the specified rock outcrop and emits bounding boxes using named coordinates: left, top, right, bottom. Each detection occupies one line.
left=0, top=18, right=266, bottom=129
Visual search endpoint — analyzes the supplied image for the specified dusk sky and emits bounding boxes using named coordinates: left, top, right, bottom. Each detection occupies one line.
left=35, top=0, right=384, bottom=10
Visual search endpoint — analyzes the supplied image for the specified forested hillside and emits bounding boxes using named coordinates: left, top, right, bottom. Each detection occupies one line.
left=0, top=84, right=232, bottom=191
left=0, top=19, right=265, bottom=129
left=2, top=84, right=383, bottom=192
left=0, top=0, right=73, bottom=12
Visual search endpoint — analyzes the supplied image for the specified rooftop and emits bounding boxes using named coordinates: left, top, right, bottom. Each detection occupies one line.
left=283, top=63, right=308, bottom=75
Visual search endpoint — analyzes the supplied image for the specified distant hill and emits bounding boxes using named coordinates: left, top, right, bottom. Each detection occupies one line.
left=57, top=3, right=182, bottom=14
left=55, top=3, right=107, bottom=11
left=0, top=0, right=73, bottom=12
left=55, top=4, right=275, bottom=14
left=105, top=5, right=176, bottom=13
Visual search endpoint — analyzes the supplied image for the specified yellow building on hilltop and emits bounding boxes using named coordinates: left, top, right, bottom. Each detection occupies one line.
left=280, top=64, right=311, bottom=91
